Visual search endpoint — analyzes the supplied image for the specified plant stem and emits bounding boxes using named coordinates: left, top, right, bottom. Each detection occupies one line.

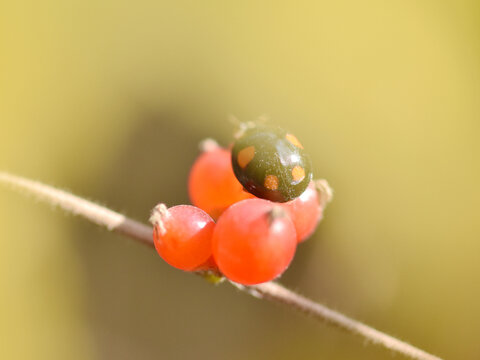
left=0, top=171, right=443, bottom=360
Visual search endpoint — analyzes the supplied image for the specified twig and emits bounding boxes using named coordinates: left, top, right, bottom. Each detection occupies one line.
left=0, top=171, right=443, bottom=360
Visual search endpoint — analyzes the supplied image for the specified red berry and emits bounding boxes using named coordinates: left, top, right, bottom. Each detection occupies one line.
left=212, top=199, right=297, bottom=285
left=283, top=180, right=333, bottom=242
left=150, top=204, right=215, bottom=271
left=188, top=140, right=254, bottom=219
left=282, top=182, right=321, bottom=242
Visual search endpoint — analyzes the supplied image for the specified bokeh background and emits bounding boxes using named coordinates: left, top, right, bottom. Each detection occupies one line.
left=1, top=1, right=479, bottom=359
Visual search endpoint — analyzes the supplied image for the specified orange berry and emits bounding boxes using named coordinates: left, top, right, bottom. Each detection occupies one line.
left=188, top=144, right=254, bottom=219
left=151, top=204, right=215, bottom=271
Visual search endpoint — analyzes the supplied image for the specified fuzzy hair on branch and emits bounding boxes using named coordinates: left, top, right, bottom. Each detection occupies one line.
left=0, top=171, right=443, bottom=360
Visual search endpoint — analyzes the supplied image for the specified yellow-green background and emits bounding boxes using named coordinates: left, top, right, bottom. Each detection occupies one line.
left=1, top=1, right=479, bottom=359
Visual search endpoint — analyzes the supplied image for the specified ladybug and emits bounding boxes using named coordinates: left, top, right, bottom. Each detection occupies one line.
left=231, top=124, right=312, bottom=202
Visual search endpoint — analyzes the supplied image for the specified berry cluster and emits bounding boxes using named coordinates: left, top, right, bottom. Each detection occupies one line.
left=150, top=125, right=332, bottom=285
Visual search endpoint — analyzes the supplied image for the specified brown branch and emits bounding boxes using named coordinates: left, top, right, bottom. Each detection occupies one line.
left=0, top=171, right=443, bottom=360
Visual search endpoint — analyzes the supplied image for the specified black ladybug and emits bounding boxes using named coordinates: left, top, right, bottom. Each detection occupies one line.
left=231, top=125, right=312, bottom=202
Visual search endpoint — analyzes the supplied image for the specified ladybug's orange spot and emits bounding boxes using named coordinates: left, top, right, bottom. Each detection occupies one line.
left=291, top=166, right=305, bottom=183
left=237, top=146, right=255, bottom=168
left=264, top=175, right=279, bottom=190
left=285, top=134, right=304, bottom=149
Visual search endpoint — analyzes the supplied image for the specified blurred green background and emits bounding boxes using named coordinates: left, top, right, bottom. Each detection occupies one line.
left=1, top=1, right=479, bottom=359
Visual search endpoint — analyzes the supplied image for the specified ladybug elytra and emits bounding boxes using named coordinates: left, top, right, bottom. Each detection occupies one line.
left=231, top=125, right=312, bottom=202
